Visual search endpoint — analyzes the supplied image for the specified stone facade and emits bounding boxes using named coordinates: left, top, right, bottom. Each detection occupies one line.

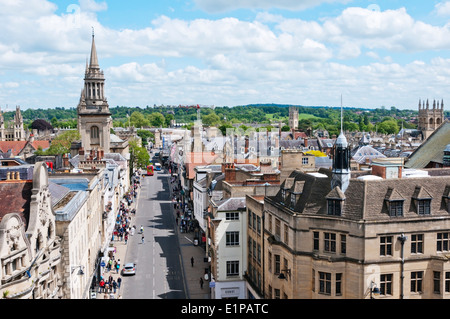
left=0, top=162, right=62, bottom=299
left=263, top=164, right=450, bottom=299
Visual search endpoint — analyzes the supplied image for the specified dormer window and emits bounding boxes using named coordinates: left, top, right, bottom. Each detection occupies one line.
left=326, top=186, right=346, bottom=216
left=413, top=186, right=433, bottom=216
left=385, top=188, right=405, bottom=217
left=290, top=193, right=300, bottom=209
left=289, top=181, right=304, bottom=210
left=327, top=199, right=342, bottom=216
left=281, top=189, right=286, bottom=202
left=388, top=200, right=404, bottom=217
left=417, top=199, right=431, bottom=215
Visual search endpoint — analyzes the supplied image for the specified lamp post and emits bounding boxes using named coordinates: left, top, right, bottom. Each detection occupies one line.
left=71, top=266, right=85, bottom=275
left=398, top=233, right=407, bottom=299
left=369, top=281, right=380, bottom=299
left=278, top=268, right=291, bottom=280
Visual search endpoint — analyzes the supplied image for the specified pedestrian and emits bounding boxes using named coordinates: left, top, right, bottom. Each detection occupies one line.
left=125, top=234, right=128, bottom=244
left=99, top=278, right=105, bottom=293
left=112, top=280, right=117, bottom=293
left=117, top=259, right=121, bottom=274
left=105, top=282, right=110, bottom=294
left=117, top=277, right=122, bottom=289
left=199, top=277, right=204, bottom=289
left=141, top=234, right=145, bottom=244
left=191, top=257, right=194, bottom=267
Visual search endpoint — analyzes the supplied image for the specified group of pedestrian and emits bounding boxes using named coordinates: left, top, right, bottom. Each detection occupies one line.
left=99, top=275, right=121, bottom=294
left=96, top=178, right=142, bottom=299
left=170, top=169, right=207, bottom=292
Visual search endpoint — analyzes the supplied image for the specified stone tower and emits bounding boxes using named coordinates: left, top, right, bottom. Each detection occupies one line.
left=418, top=99, right=444, bottom=140
left=289, top=106, right=299, bottom=131
left=0, top=106, right=26, bottom=141
left=77, top=32, right=112, bottom=154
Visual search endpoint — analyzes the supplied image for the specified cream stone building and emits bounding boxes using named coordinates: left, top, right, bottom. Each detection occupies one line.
left=0, top=162, right=62, bottom=299
left=263, top=162, right=450, bottom=299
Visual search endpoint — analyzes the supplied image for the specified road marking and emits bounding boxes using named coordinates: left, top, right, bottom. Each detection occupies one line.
left=184, top=236, right=193, bottom=243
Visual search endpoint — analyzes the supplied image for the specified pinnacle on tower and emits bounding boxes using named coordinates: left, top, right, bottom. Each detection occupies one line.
left=89, top=30, right=99, bottom=69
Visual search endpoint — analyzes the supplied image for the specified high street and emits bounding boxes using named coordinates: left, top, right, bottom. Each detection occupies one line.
left=120, top=167, right=187, bottom=299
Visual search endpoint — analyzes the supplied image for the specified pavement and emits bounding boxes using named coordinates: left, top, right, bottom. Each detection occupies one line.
left=94, top=169, right=210, bottom=300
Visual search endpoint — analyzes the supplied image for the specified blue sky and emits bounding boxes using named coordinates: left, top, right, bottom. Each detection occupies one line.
left=1, top=0, right=450, bottom=111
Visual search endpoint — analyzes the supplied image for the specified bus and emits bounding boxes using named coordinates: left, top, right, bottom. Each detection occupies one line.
left=146, top=165, right=154, bottom=176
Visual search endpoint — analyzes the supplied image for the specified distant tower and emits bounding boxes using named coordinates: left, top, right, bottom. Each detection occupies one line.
left=289, top=107, right=299, bottom=131
left=418, top=99, right=444, bottom=140
left=77, top=31, right=112, bottom=154
left=331, top=96, right=351, bottom=193
left=0, top=106, right=26, bottom=141
left=13, top=106, right=26, bottom=141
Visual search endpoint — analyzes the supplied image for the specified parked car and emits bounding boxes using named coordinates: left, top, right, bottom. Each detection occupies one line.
left=122, top=263, right=136, bottom=276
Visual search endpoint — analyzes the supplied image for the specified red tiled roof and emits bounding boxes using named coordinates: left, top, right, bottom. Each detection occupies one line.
left=0, top=180, right=32, bottom=228
left=0, top=140, right=50, bottom=156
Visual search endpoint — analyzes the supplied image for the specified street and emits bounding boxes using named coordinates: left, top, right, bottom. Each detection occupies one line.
left=120, top=167, right=187, bottom=299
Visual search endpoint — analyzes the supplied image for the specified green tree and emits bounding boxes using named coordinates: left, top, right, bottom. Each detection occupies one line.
left=129, top=140, right=150, bottom=178
left=165, top=113, right=174, bottom=127
left=148, top=112, right=165, bottom=127
left=35, top=130, right=81, bottom=156
left=137, top=129, right=154, bottom=146
left=378, top=119, right=399, bottom=134
left=130, top=111, right=150, bottom=128
left=202, top=112, right=221, bottom=126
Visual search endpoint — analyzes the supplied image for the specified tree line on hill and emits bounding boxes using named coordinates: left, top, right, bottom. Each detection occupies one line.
left=12, top=104, right=448, bottom=139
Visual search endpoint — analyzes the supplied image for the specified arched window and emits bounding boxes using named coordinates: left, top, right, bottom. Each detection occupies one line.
left=91, top=126, right=99, bottom=139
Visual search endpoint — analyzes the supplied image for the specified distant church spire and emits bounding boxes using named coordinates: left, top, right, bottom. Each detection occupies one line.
left=89, top=27, right=99, bottom=69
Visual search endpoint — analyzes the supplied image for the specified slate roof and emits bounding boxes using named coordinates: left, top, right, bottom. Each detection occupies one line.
left=48, top=181, right=71, bottom=207
left=406, top=121, right=450, bottom=168
left=269, top=168, right=450, bottom=221
left=215, top=197, right=246, bottom=211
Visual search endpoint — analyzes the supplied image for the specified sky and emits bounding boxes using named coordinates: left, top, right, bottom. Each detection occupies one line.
left=1, top=0, right=450, bottom=111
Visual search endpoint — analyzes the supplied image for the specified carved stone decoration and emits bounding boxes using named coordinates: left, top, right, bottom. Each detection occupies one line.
left=6, top=225, right=21, bottom=252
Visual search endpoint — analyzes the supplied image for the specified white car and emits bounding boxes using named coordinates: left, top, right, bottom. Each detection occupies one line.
left=122, top=263, right=136, bottom=276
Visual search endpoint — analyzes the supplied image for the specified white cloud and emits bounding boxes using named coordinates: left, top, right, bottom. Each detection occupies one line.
left=79, top=0, right=108, bottom=12
left=193, top=0, right=352, bottom=13
left=435, top=1, right=450, bottom=16
left=1, top=0, right=450, bottom=109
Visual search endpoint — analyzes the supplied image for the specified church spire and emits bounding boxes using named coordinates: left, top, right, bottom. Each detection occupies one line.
left=89, top=28, right=99, bottom=69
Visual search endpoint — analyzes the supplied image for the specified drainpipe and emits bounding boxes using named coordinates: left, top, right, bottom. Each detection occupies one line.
left=398, top=233, right=407, bottom=299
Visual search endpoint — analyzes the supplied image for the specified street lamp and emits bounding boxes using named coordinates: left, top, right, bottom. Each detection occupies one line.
left=71, top=266, right=85, bottom=275
left=369, top=281, right=380, bottom=299
left=278, top=268, right=291, bottom=280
